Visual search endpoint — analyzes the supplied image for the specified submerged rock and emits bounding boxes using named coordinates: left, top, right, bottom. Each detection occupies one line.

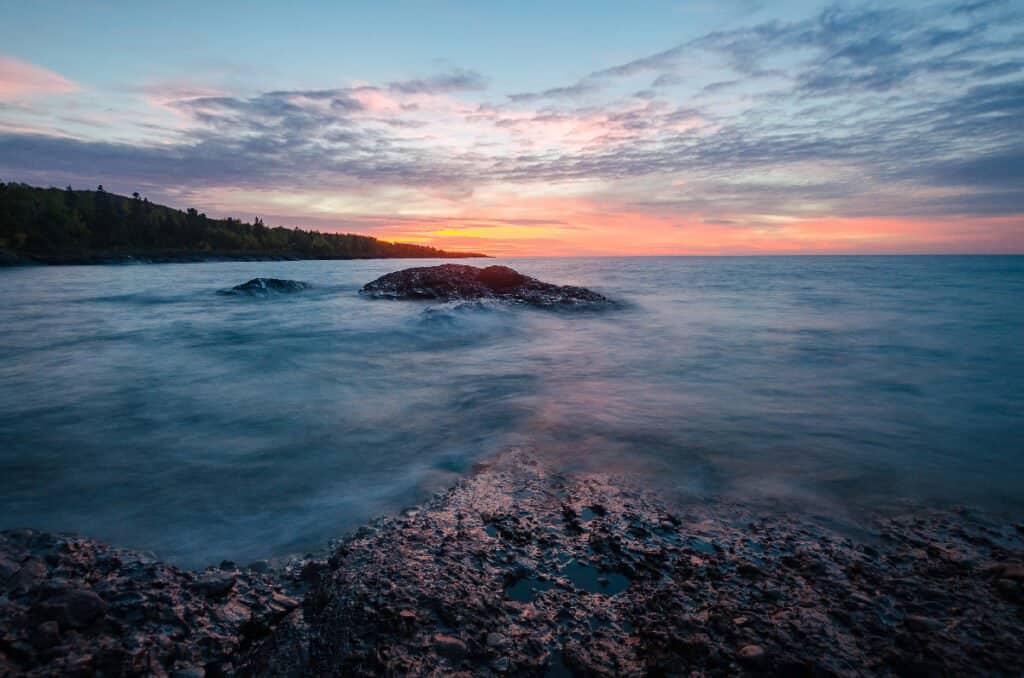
left=360, top=264, right=610, bottom=307
left=221, top=277, right=312, bottom=296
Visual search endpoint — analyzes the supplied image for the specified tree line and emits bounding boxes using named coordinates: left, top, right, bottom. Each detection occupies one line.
left=0, top=183, right=484, bottom=261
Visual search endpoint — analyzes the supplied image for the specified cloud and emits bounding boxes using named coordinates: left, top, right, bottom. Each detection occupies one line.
left=0, top=55, right=79, bottom=100
left=507, top=79, right=600, bottom=103
left=386, top=68, right=488, bottom=94
left=0, top=1, right=1022, bottom=251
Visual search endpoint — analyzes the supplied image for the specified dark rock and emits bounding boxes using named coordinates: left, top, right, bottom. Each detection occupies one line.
left=0, top=530, right=300, bottom=676
left=993, top=564, right=1024, bottom=581
left=0, top=555, right=18, bottom=581
left=432, top=634, right=467, bottom=659
left=360, top=264, right=610, bottom=307
left=737, top=644, right=767, bottom=666
left=48, top=589, right=107, bottom=629
left=191, top=572, right=235, bottom=597
left=904, top=615, right=943, bottom=632
left=995, top=578, right=1022, bottom=601
left=169, top=668, right=206, bottom=678
left=8, top=557, right=47, bottom=590
left=30, top=621, right=61, bottom=650
left=220, top=278, right=312, bottom=296
left=477, top=265, right=528, bottom=290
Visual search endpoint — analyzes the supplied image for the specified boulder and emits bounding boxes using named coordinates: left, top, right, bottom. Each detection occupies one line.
left=220, top=278, right=311, bottom=296
left=360, top=264, right=609, bottom=307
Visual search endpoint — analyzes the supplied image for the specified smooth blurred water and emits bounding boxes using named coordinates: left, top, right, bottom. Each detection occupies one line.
left=1, top=256, right=1022, bottom=566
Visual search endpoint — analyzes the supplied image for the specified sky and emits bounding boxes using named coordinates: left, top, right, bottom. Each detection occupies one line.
left=0, top=0, right=1022, bottom=255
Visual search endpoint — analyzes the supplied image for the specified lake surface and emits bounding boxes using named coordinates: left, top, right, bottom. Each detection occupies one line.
left=1, top=256, right=1022, bottom=566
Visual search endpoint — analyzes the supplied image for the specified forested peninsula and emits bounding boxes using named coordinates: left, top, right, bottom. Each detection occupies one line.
left=0, top=183, right=486, bottom=265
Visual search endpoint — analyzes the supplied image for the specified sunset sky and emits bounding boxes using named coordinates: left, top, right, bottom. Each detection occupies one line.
left=1, top=0, right=1022, bottom=255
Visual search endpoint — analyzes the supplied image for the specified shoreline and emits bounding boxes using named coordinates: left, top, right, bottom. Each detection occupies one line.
left=2, top=448, right=1023, bottom=675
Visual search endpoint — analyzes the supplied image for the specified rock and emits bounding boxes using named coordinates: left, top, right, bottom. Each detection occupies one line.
left=432, top=634, right=467, bottom=659
left=170, top=668, right=206, bottom=678
left=360, top=264, right=610, bottom=307
left=904, top=615, right=943, bottom=632
left=8, top=557, right=47, bottom=590
left=30, top=621, right=61, bottom=650
left=998, top=564, right=1024, bottom=581
left=738, top=562, right=762, bottom=578
left=5, top=452, right=1024, bottom=676
left=477, top=265, right=528, bottom=290
left=737, top=644, right=767, bottom=666
left=0, top=530, right=302, bottom=677
left=995, top=578, right=1022, bottom=600
left=0, top=555, right=19, bottom=581
left=50, top=589, right=107, bottom=628
left=220, top=278, right=312, bottom=296
left=192, top=572, right=236, bottom=598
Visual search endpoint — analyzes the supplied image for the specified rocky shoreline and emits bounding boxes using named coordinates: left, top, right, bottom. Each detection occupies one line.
left=2, top=449, right=1023, bottom=676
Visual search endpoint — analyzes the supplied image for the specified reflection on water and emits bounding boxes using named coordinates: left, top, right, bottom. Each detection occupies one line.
left=1, top=256, right=1022, bottom=566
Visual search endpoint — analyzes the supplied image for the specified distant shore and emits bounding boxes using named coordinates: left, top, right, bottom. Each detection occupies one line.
left=0, top=248, right=489, bottom=267
left=0, top=184, right=490, bottom=266
left=2, top=448, right=1022, bottom=676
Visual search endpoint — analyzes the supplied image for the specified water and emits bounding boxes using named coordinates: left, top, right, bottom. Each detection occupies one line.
left=1, top=256, right=1022, bottom=567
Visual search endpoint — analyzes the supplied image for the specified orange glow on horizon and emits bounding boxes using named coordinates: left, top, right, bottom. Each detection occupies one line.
left=369, top=199, right=1024, bottom=256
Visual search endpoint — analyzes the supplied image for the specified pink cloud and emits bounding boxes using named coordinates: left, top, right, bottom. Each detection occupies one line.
left=0, top=55, right=79, bottom=100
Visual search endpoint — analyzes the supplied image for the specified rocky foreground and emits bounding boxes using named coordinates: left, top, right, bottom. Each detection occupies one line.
left=360, top=264, right=610, bottom=307
left=3, top=450, right=1023, bottom=676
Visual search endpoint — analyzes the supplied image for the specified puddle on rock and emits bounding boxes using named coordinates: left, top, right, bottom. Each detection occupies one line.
left=506, top=577, right=558, bottom=602
left=561, top=560, right=630, bottom=595
left=689, top=537, right=717, bottom=555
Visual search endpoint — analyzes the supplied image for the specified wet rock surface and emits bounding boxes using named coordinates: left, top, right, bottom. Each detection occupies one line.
left=4, top=450, right=1024, bottom=676
left=220, top=278, right=312, bottom=296
left=280, top=450, right=1024, bottom=676
left=0, top=530, right=299, bottom=676
left=360, top=264, right=610, bottom=307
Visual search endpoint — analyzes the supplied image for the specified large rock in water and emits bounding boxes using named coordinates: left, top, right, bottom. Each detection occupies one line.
left=220, top=278, right=312, bottom=296
left=360, top=264, right=609, bottom=307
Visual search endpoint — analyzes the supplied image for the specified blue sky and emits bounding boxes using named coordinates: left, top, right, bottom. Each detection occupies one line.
left=2, top=1, right=818, bottom=90
left=1, top=0, right=1022, bottom=254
